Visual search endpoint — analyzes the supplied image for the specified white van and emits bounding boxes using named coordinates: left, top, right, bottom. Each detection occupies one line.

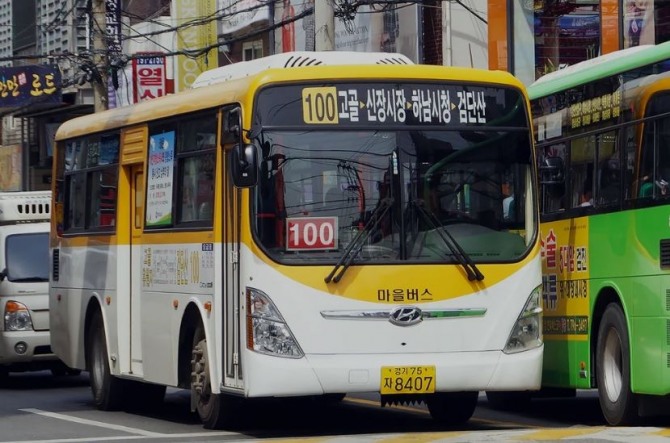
left=0, top=191, right=73, bottom=378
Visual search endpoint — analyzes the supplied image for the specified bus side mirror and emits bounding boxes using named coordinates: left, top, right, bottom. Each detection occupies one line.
left=0, top=268, right=6, bottom=282
left=222, top=107, right=242, bottom=144
left=230, top=144, right=258, bottom=188
left=539, top=156, right=565, bottom=185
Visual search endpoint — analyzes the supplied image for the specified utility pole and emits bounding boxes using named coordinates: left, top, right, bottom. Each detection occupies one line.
left=91, top=0, right=108, bottom=112
left=314, top=0, right=335, bottom=51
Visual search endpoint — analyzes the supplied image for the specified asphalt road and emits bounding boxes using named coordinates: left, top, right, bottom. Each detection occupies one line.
left=2, top=371, right=670, bottom=442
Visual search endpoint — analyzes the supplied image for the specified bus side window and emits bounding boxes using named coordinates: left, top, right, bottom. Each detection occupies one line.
left=598, top=157, right=621, bottom=205
left=539, top=145, right=566, bottom=213
left=174, top=112, right=217, bottom=225
left=569, top=137, right=594, bottom=209
left=596, top=131, right=620, bottom=206
left=623, top=125, right=638, bottom=200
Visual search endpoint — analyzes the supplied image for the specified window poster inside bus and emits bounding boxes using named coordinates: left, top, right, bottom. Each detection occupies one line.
left=255, top=83, right=528, bottom=128
left=146, top=131, right=175, bottom=227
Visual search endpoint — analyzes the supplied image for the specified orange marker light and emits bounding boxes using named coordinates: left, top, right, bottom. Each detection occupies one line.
left=173, top=299, right=179, bottom=310
left=204, top=301, right=212, bottom=314
left=5, top=301, right=26, bottom=312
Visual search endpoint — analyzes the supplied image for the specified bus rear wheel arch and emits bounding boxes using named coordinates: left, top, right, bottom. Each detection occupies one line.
left=596, top=302, right=638, bottom=425
left=86, top=308, right=126, bottom=410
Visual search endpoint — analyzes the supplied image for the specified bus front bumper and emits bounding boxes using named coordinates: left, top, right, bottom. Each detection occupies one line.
left=238, top=345, right=543, bottom=397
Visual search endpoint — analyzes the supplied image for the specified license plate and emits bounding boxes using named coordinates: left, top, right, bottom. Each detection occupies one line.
left=380, top=365, right=436, bottom=395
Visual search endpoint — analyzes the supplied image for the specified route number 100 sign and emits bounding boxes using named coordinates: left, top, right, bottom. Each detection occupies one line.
left=286, top=217, right=338, bottom=251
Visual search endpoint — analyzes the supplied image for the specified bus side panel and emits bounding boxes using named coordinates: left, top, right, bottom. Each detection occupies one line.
left=50, top=240, right=118, bottom=372
left=134, top=236, right=217, bottom=387
left=540, top=217, right=591, bottom=389
left=590, top=207, right=670, bottom=395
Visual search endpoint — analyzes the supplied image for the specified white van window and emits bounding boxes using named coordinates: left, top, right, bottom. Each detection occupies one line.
left=5, top=232, right=49, bottom=282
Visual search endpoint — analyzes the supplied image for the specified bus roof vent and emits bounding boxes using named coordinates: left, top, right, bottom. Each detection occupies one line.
left=0, top=191, right=51, bottom=224
left=192, top=51, right=414, bottom=88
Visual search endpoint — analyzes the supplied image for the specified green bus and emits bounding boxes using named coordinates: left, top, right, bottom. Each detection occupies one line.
left=515, top=41, right=670, bottom=425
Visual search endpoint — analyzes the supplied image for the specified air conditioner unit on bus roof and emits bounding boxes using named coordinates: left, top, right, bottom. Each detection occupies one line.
left=0, top=191, right=51, bottom=224
left=191, top=51, right=414, bottom=88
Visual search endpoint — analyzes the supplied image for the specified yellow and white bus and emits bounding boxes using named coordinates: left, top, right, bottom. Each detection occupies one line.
left=49, top=51, right=543, bottom=429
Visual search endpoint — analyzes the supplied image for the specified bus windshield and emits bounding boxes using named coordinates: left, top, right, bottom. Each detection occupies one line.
left=253, top=128, right=535, bottom=265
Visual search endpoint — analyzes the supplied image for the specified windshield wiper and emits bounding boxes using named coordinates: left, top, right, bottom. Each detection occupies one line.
left=411, top=199, right=484, bottom=281
left=324, top=197, right=394, bottom=284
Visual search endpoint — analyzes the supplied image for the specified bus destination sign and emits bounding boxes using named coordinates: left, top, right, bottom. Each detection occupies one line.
left=256, top=83, right=526, bottom=128
left=302, top=85, right=487, bottom=126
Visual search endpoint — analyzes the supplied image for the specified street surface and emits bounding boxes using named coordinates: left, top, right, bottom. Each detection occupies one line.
left=2, top=371, right=670, bottom=442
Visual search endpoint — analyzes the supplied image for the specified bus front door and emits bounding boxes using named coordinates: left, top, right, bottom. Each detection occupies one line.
left=129, top=163, right=144, bottom=376
left=222, top=161, right=243, bottom=390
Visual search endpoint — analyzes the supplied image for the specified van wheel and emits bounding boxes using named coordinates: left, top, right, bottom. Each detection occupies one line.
left=87, top=309, right=126, bottom=410
left=426, top=391, right=478, bottom=425
left=191, top=325, right=239, bottom=429
left=51, top=362, right=81, bottom=377
left=0, top=367, right=8, bottom=386
left=596, top=303, right=637, bottom=425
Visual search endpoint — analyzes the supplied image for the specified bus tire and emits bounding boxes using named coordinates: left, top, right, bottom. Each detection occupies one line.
left=485, top=391, right=532, bottom=411
left=426, top=391, right=478, bottom=425
left=596, top=303, right=637, bottom=425
left=191, top=325, right=238, bottom=429
left=87, top=309, right=126, bottom=411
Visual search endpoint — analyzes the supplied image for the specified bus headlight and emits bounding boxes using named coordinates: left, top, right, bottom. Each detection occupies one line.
left=503, top=286, right=543, bottom=354
left=246, top=287, right=303, bottom=358
left=4, top=301, right=34, bottom=331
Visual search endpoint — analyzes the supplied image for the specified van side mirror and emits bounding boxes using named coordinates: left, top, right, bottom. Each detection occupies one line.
left=230, top=144, right=258, bottom=188
left=539, top=156, right=565, bottom=185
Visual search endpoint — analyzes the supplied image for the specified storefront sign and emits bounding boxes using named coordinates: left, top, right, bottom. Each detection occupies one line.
left=133, top=54, right=167, bottom=102
left=0, top=66, right=61, bottom=107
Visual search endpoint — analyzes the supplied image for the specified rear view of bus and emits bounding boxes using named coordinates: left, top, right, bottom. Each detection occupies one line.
left=48, top=52, right=542, bottom=429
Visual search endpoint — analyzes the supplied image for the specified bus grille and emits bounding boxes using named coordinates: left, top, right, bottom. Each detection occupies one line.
left=52, top=249, right=59, bottom=281
left=660, top=239, right=670, bottom=268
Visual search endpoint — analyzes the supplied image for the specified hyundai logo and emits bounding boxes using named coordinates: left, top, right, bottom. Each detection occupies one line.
left=389, top=306, right=423, bottom=326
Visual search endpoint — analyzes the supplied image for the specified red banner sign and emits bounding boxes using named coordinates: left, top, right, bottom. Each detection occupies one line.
left=133, top=53, right=167, bottom=103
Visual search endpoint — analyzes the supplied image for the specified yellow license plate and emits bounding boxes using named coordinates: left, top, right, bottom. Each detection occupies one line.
left=380, top=365, right=436, bottom=395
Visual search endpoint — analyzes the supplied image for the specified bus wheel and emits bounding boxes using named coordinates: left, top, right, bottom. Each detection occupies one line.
left=485, top=391, right=532, bottom=411
left=86, top=309, right=126, bottom=410
left=191, top=325, right=238, bottom=429
left=596, top=303, right=637, bottom=425
left=426, top=391, right=478, bottom=425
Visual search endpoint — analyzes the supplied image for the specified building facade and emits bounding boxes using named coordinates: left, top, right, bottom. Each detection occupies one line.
left=489, top=0, right=670, bottom=85
left=1, top=1, right=669, bottom=191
